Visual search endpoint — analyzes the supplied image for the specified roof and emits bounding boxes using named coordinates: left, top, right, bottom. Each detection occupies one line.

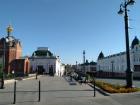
left=33, top=49, right=53, bottom=57
left=98, top=51, right=104, bottom=60
left=131, top=36, right=139, bottom=49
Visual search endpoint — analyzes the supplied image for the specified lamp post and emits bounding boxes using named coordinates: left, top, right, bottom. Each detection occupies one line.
left=12, top=70, right=15, bottom=79
left=0, top=38, right=6, bottom=89
left=36, top=68, right=38, bottom=79
left=83, top=50, right=86, bottom=75
left=118, top=0, right=135, bottom=87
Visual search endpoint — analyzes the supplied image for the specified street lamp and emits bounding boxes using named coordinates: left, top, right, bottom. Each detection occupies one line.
left=36, top=68, right=38, bottom=79
left=12, top=70, right=15, bottom=79
left=0, top=38, right=6, bottom=89
left=83, top=50, right=86, bottom=75
left=118, top=0, right=135, bottom=87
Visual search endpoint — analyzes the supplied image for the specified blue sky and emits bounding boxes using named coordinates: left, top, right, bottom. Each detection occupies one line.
left=0, top=0, right=140, bottom=64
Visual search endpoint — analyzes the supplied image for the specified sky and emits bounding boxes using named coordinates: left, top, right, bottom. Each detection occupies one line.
left=0, top=0, right=140, bottom=64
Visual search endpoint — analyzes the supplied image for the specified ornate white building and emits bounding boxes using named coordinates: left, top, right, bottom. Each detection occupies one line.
left=29, top=47, right=65, bottom=76
left=97, top=37, right=140, bottom=78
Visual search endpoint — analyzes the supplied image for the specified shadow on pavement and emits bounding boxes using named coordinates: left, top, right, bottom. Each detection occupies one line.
left=88, top=83, right=110, bottom=96
left=63, top=76, right=77, bottom=85
left=41, top=89, right=94, bottom=92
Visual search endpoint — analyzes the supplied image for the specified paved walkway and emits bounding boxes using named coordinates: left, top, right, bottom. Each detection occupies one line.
left=0, top=76, right=140, bottom=105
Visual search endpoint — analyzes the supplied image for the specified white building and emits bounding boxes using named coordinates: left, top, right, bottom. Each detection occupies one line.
left=97, top=37, right=140, bottom=78
left=29, top=47, right=65, bottom=76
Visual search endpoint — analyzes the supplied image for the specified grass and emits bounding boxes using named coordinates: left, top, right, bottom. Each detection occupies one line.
left=92, top=80, right=140, bottom=93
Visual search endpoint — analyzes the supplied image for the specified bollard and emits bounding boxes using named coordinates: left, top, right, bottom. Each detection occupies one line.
left=38, top=80, right=41, bottom=102
left=36, top=73, right=38, bottom=80
left=0, top=73, right=5, bottom=89
left=93, top=79, right=96, bottom=97
left=13, top=81, right=16, bottom=104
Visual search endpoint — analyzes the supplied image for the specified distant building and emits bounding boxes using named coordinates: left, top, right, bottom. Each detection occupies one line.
left=75, top=60, right=96, bottom=75
left=97, top=36, right=140, bottom=78
left=29, top=47, right=65, bottom=76
left=0, top=25, right=30, bottom=76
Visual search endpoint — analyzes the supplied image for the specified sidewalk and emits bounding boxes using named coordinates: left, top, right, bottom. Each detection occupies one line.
left=1, top=76, right=140, bottom=105
left=4, top=74, right=38, bottom=84
left=64, top=76, right=109, bottom=98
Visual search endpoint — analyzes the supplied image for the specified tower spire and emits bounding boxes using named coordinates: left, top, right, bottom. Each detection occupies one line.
left=83, top=50, right=85, bottom=64
left=7, top=25, right=13, bottom=37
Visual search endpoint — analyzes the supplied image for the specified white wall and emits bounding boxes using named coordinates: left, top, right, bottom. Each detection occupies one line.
left=97, top=45, right=140, bottom=73
left=29, top=57, right=65, bottom=76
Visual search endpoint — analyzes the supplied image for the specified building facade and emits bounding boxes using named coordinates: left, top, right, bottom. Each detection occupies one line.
left=75, top=61, right=97, bottom=76
left=29, top=47, right=65, bottom=76
left=0, top=25, right=30, bottom=76
left=13, top=57, right=30, bottom=76
left=97, top=37, right=140, bottom=78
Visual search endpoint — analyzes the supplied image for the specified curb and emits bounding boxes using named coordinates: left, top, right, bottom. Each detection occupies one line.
left=4, top=75, right=40, bottom=84
left=88, top=83, right=111, bottom=96
left=4, top=79, right=16, bottom=84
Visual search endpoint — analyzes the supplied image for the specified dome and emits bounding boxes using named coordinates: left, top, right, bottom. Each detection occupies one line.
left=7, top=25, right=13, bottom=33
left=131, top=36, right=139, bottom=49
left=98, top=51, right=104, bottom=60
left=34, top=49, right=53, bottom=57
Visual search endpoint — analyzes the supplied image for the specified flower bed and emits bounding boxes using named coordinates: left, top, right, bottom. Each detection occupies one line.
left=93, top=80, right=140, bottom=93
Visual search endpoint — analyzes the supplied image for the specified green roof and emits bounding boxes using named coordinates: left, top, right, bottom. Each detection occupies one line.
left=33, top=50, right=53, bottom=57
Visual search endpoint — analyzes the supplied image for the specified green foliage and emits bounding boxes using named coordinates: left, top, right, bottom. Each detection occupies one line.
left=85, top=74, right=94, bottom=83
left=6, top=73, right=14, bottom=79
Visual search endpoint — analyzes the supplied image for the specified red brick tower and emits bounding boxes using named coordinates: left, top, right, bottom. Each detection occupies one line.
left=0, top=25, right=22, bottom=74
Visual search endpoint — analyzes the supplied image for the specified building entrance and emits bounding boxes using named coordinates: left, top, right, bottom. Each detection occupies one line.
left=49, top=66, right=54, bottom=76
left=37, top=65, right=44, bottom=74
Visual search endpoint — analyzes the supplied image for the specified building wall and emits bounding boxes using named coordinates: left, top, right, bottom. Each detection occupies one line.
left=0, top=25, right=29, bottom=76
left=30, top=58, right=56, bottom=73
left=8, top=42, right=22, bottom=73
left=0, top=38, right=22, bottom=74
left=97, top=53, right=127, bottom=73
left=97, top=45, right=140, bottom=78
left=23, top=58, right=30, bottom=74
left=11, top=58, right=30, bottom=76
left=55, top=59, right=61, bottom=76
left=30, top=57, right=55, bottom=75
left=29, top=57, right=65, bottom=76
left=15, top=42, right=22, bottom=59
